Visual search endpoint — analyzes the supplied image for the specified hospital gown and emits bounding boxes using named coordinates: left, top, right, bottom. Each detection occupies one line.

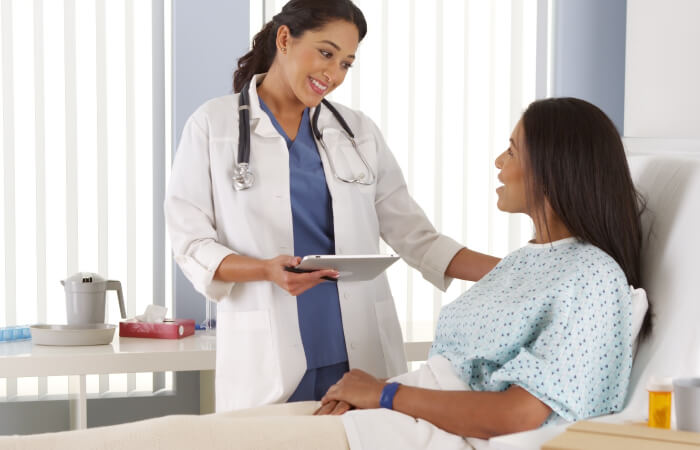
left=429, top=236, right=634, bottom=421
left=343, top=237, right=635, bottom=449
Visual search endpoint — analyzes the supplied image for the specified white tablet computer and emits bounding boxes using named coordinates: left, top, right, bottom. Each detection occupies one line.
left=296, top=254, right=400, bottom=282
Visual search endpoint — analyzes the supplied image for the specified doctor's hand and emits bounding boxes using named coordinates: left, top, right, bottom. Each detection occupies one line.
left=320, top=369, right=385, bottom=411
left=264, top=255, right=339, bottom=296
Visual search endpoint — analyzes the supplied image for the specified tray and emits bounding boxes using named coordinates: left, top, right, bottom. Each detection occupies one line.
left=30, top=324, right=116, bottom=346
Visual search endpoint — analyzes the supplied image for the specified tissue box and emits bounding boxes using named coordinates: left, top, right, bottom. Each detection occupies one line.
left=119, top=319, right=195, bottom=339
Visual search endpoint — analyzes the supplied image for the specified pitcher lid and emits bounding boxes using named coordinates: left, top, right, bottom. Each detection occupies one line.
left=63, top=272, right=108, bottom=292
left=64, top=272, right=106, bottom=284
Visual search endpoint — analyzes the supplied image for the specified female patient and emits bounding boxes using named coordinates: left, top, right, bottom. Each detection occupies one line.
left=316, top=97, right=649, bottom=448
left=0, top=98, right=649, bottom=450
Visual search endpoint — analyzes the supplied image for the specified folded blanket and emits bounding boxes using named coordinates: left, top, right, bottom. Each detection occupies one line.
left=0, top=402, right=348, bottom=450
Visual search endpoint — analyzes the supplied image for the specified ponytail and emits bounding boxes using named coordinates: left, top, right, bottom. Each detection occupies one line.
left=233, top=21, right=278, bottom=93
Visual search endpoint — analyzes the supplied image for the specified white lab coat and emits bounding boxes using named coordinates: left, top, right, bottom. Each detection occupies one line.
left=165, top=75, right=463, bottom=412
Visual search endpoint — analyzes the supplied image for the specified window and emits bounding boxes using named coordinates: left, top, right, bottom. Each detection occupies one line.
left=0, top=0, right=172, bottom=400
left=250, top=0, right=541, bottom=341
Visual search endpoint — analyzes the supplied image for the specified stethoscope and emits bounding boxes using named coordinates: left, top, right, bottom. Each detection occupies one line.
left=232, top=81, right=376, bottom=191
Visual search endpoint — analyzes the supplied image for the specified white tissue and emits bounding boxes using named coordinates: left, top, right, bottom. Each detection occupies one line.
left=135, top=304, right=168, bottom=323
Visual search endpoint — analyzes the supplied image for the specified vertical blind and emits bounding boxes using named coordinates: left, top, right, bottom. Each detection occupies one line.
left=0, top=0, right=172, bottom=399
left=251, top=0, right=540, bottom=342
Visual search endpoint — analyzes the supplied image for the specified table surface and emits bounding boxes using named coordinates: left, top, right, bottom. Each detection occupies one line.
left=0, top=330, right=216, bottom=378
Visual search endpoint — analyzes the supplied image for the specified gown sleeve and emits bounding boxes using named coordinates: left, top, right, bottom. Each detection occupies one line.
left=488, top=266, right=635, bottom=421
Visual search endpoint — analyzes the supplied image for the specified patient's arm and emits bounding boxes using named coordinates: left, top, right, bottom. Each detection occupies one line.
left=445, top=247, right=500, bottom=281
left=320, top=369, right=551, bottom=439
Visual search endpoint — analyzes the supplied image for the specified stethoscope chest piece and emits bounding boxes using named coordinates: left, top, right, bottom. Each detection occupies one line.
left=232, top=162, right=255, bottom=191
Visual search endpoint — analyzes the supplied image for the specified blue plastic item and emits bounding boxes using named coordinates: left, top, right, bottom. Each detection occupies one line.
left=0, top=326, right=32, bottom=343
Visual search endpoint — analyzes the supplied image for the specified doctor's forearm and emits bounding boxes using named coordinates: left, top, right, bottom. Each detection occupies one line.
left=445, top=248, right=500, bottom=281
left=213, top=254, right=336, bottom=296
left=213, top=253, right=270, bottom=282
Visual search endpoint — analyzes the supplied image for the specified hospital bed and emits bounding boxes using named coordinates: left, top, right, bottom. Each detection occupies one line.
left=1, top=150, right=699, bottom=449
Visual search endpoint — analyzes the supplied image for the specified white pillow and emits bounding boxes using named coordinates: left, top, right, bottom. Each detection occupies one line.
left=630, top=286, right=649, bottom=343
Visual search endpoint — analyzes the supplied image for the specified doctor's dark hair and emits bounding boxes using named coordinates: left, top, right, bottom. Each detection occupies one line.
left=520, top=97, right=652, bottom=339
left=233, top=0, right=367, bottom=93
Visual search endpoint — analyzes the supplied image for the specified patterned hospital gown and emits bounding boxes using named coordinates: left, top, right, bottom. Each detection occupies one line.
left=429, top=237, right=635, bottom=421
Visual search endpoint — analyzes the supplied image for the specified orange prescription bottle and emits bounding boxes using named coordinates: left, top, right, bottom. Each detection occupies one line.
left=647, top=377, right=673, bottom=429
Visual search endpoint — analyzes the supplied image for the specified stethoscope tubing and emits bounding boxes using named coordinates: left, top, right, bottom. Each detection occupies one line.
left=311, top=99, right=354, bottom=140
left=237, top=83, right=251, bottom=166
left=233, top=80, right=374, bottom=189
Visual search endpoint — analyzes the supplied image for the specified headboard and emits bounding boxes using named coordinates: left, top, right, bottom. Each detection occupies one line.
left=622, top=151, right=700, bottom=417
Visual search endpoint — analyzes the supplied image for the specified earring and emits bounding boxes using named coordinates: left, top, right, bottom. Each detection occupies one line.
left=281, top=47, right=287, bottom=54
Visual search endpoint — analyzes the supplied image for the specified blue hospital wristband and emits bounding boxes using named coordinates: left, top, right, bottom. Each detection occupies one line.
left=379, top=382, right=401, bottom=409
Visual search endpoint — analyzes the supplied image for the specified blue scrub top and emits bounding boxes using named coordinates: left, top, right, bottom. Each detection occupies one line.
left=259, top=98, right=348, bottom=369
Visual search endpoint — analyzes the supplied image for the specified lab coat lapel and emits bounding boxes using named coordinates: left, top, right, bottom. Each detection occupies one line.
left=311, top=106, right=379, bottom=378
left=311, top=103, right=341, bottom=204
left=247, top=74, right=284, bottom=139
left=309, top=102, right=336, bottom=144
left=309, top=103, right=345, bottom=185
left=310, top=104, right=358, bottom=254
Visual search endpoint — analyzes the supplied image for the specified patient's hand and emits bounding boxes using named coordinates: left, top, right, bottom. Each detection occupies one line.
left=321, top=369, right=385, bottom=410
left=312, top=400, right=353, bottom=416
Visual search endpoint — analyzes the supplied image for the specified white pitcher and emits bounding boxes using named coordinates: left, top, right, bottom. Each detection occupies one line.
left=61, top=272, right=126, bottom=325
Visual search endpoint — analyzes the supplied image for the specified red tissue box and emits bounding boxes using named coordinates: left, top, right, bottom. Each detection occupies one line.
left=119, top=319, right=195, bottom=339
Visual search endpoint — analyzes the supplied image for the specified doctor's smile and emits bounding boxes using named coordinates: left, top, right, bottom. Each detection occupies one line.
left=308, top=76, right=329, bottom=94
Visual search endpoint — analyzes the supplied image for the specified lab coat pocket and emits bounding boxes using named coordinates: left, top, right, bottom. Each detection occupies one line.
left=374, top=299, right=408, bottom=376
left=216, top=309, right=283, bottom=409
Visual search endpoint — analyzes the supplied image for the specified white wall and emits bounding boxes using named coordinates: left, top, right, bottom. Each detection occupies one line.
left=624, top=0, right=700, bottom=139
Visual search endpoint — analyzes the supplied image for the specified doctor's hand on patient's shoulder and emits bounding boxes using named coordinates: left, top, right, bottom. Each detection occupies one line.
left=320, top=369, right=385, bottom=411
left=264, top=255, right=339, bottom=297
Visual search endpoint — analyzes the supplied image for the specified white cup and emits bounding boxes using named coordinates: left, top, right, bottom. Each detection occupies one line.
left=673, top=377, right=700, bottom=432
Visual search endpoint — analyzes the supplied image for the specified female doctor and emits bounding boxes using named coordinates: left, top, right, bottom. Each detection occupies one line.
left=164, top=0, right=498, bottom=412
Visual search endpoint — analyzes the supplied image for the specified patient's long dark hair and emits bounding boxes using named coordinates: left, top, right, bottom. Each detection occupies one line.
left=233, top=0, right=367, bottom=93
left=521, top=97, right=651, bottom=339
